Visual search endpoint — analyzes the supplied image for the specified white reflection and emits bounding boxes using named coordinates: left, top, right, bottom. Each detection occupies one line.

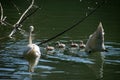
left=87, top=52, right=105, bottom=79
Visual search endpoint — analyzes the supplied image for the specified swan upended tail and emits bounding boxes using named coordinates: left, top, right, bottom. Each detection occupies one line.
left=85, top=22, right=106, bottom=53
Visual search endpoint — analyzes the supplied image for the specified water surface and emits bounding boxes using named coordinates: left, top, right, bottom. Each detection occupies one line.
left=0, top=0, right=120, bottom=80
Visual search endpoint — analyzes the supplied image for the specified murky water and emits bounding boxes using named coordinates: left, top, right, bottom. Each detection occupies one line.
left=0, top=0, right=120, bottom=80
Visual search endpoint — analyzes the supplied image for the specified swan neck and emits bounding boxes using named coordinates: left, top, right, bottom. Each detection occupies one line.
left=29, top=31, right=32, bottom=44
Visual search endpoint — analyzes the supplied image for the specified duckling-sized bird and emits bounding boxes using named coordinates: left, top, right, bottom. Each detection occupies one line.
left=70, top=41, right=79, bottom=49
left=56, top=41, right=66, bottom=49
left=79, top=40, right=86, bottom=49
left=68, top=41, right=79, bottom=55
left=55, top=41, right=66, bottom=53
left=45, top=45, right=55, bottom=54
left=23, top=26, right=41, bottom=72
left=85, top=22, right=107, bottom=53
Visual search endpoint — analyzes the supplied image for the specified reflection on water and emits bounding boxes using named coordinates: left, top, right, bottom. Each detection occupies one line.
left=0, top=39, right=120, bottom=80
left=0, top=0, right=120, bottom=80
left=87, top=52, right=105, bottom=79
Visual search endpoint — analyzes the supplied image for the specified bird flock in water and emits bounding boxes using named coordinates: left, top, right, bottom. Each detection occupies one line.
left=44, top=40, right=86, bottom=55
left=0, top=0, right=107, bottom=73
left=23, top=22, right=107, bottom=72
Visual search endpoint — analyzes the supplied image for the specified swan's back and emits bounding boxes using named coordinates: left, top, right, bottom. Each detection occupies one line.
left=24, top=44, right=41, bottom=59
left=24, top=44, right=41, bottom=72
left=85, top=22, right=106, bottom=53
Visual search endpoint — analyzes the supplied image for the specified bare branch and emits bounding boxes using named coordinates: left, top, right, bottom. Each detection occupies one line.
left=2, top=16, right=7, bottom=21
left=15, top=0, right=34, bottom=25
left=9, top=0, right=35, bottom=38
left=19, top=6, right=39, bottom=25
left=0, top=2, right=7, bottom=26
left=10, top=0, right=21, bottom=14
left=0, top=20, right=13, bottom=26
left=9, top=28, right=17, bottom=38
left=0, top=2, right=3, bottom=24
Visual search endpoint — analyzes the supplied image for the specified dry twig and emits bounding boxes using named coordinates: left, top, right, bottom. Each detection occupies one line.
left=9, top=0, right=35, bottom=38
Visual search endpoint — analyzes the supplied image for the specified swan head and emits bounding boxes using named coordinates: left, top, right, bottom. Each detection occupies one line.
left=30, top=26, right=34, bottom=32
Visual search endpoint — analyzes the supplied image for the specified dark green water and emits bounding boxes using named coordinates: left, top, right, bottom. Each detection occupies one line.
left=0, top=0, right=120, bottom=80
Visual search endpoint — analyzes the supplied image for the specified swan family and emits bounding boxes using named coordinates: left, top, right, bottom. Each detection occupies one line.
left=23, top=22, right=106, bottom=72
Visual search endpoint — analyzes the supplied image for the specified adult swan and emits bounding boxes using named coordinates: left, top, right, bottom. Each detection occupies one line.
left=85, top=22, right=107, bottom=53
left=23, top=26, right=41, bottom=72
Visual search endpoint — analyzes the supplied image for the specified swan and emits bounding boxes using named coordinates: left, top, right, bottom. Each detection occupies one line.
left=23, top=26, right=41, bottom=72
left=85, top=22, right=107, bottom=53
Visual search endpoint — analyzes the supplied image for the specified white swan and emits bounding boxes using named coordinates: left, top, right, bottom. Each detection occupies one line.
left=23, top=26, right=41, bottom=72
left=85, top=22, right=106, bottom=53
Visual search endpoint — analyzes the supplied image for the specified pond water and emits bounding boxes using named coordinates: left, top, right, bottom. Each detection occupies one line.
left=0, top=0, right=120, bottom=80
